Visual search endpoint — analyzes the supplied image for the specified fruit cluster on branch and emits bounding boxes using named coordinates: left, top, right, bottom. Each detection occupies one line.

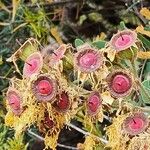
left=4, top=28, right=150, bottom=150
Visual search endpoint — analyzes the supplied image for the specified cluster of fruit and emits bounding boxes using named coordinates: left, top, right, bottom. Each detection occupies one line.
left=4, top=29, right=149, bottom=150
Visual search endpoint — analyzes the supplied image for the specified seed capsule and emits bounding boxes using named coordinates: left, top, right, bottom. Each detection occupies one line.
left=74, top=45, right=103, bottom=73
left=122, top=112, right=149, bottom=136
left=86, top=92, right=102, bottom=116
left=49, top=44, right=67, bottom=67
left=6, top=88, right=22, bottom=115
left=32, top=75, right=57, bottom=102
left=53, top=92, right=70, bottom=113
left=106, top=70, right=132, bottom=98
left=110, top=30, right=137, bottom=52
left=23, top=52, right=43, bottom=78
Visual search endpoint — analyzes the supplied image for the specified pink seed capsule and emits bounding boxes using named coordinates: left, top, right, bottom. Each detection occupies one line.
left=23, top=52, right=43, bottom=78
left=110, top=30, right=137, bottom=52
left=49, top=44, right=67, bottom=67
left=53, top=92, right=70, bottom=113
left=74, top=46, right=103, bottom=73
left=37, top=80, right=53, bottom=95
left=106, top=70, right=132, bottom=98
left=32, top=76, right=57, bottom=102
left=122, top=113, right=149, bottom=136
left=86, top=92, right=102, bottom=116
left=112, top=74, right=130, bottom=94
left=6, top=88, right=22, bottom=115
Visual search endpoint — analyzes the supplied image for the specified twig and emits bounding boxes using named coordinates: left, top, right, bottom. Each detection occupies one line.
left=104, top=114, right=112, bottom=122
left=66, top=123, right=90, bottom=136
left=136, top=106, right=150, bottom=112
left=125, top=0, right=141, bottom=13
left=27, top=129, right=78, bottom=150
left=86, top=1, right=103, bottom=10
left=0, top=0, right=83, bottom=10
left=132, top=0, right=148, bottom=24
left=57, top=143, right=78, bottom=150
left=27, top=129, right=43, bottom=141
left=0, top=76, right=11, bottom=80
left=66, top=123, right=108, bottom=144
left=124, top=0, right=147, bottom=24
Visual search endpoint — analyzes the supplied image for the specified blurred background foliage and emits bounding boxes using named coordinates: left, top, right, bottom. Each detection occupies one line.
left=0, top=0, right=149, bottom=149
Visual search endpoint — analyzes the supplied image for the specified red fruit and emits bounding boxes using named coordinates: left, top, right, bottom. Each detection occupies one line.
left=37, top=80, right=53, bottom=95
left=107, top=70, right=132, bottom=98
left=6, top=88, right=22, bottom=115
left=80, top=52, right=97, bottom=68
left=53, top=92, right=70, bottom=113
left=23, top=52, right=43, bottom=78
left=112, top=74, right=130, bottom=94
left=44, top=116, right=54, bottom=129
left=32, top=75, right=57, bottom=102
left=122, top=112, right=149, bottom=136
left=110, top=30, right=137, bottom=52
left=86, top=92, right=102, bottom=116
left=74, top=46, right=103, bottom=73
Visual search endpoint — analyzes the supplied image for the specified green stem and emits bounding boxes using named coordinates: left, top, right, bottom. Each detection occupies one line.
left=138, top=81, right=150, bottom=100
left=131, top=60, right=150, bottom=104
left=4, top=67, right=13, bottom=78
left=131, top=61, right=147, bottom=105
left=132, top=60, right=138, bottom=78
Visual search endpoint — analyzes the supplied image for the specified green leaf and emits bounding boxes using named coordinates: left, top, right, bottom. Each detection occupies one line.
left=74, top=39, right=84, bottom=48
left=119, top=21, right=127, bottom=30
left=140, top=80, right=150, bottom=104
left=144, top=26, right=150, bottom=31
left=19, top=39, right=39, bottom=61
left=117, top=46, right=138, bottom=61
left=6, top=135, right=28, bottom=150
left=138, top=33, right=150, bottom=49
left=63, top=52, right=73, bottom=70
left=92, top=40, right=106, bottom=49
left=0, top=56, right=3, bottom=65
left=88, top=12, right=102, bottom=22
left=78, top=15, right=87, bottom=25
left=144, top=61, right=150, bottom=80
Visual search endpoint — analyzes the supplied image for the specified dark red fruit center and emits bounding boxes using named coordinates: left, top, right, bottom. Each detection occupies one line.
left=36, top=80, right=53, bottom=95
left=88, top=94, right=100, bottom=113
left=79, top=52, right=97, bottom=68
left=129, top=117, right=144, bottom=131
left=112, top=74, right=130, bottom=93
left=44, top=116, right=54, bottom=128
left=57, top=93, right=69, bottom=111
left=8, top=93, right=20, bottom=110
